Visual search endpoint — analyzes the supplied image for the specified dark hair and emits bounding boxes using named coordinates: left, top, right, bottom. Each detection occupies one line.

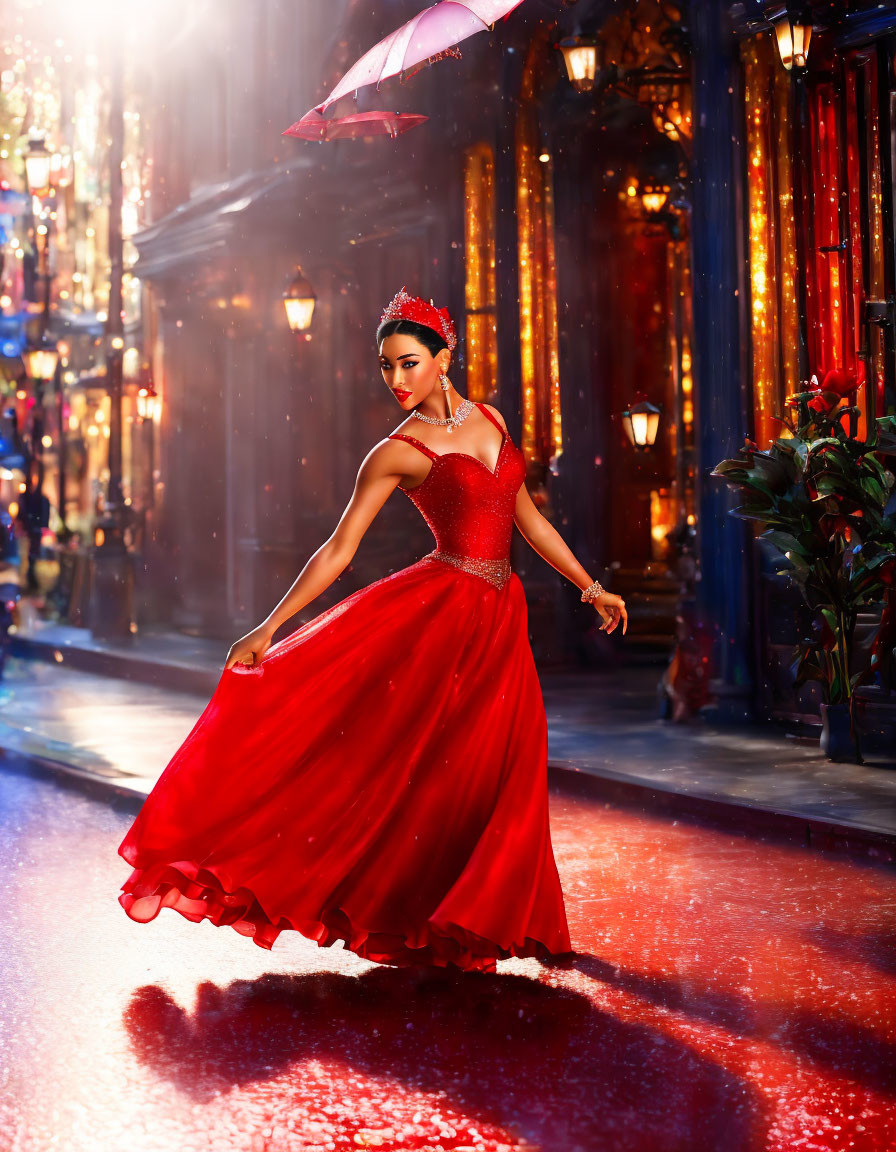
left=376, top=317, right=448, bottom=358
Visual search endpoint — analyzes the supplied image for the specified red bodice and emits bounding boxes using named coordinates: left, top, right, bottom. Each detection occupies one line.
left=387, top=403, right=526, bottom=561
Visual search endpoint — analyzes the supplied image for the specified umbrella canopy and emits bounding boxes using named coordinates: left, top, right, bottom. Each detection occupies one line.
left=283, top=0, right=526, bottom=141
left=283, top=109, right=429, bottom=142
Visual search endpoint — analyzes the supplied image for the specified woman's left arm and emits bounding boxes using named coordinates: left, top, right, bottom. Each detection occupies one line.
left=513, top=480, right=627, bottom=635
left=478, top=404, right=626, bottom=634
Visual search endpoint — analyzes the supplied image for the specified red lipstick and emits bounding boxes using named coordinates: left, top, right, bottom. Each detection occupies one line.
left=393, top=389, right=412, bottom=401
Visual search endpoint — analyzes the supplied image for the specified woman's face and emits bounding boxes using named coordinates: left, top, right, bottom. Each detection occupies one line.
left=379, top=333, right=446, bottom=409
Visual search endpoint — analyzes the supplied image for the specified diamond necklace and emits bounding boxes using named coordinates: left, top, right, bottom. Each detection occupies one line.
left=411, top=397, right=474, bottom=429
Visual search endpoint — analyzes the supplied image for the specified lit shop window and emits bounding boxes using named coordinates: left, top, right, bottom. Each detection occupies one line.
left=741, top=34, right=801, bottom=449
left=516, top=57, right=562, bottom=465
left=463, top=142, right=498, bottom=405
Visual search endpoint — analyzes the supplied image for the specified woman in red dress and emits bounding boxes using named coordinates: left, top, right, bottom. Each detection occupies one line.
left=118, top=288, right=627, bottom=974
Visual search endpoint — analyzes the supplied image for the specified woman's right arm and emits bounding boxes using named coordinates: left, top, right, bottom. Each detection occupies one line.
left=224, top=440, right=408, bottom=669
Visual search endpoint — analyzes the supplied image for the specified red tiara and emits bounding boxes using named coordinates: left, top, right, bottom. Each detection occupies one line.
left=379, top=286, right=457, bottom=352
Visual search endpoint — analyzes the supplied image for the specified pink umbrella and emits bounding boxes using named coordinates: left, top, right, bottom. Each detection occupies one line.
left=283, top=109, right=429, bottom=142
left=282, top=0, right=526, bottom=141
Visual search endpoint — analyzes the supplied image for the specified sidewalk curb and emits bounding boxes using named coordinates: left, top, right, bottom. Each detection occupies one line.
left=4, top=730, right=894, bottom=867
left=8, top=627, right=896, bottom=866
left=0, top=746, right=148, bottom=811
left=9, top=633, right=221, bottom=696
left=550, top=762, right=896, bottom=867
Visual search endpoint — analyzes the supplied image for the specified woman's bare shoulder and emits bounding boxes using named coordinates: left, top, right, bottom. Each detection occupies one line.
left=478, top=402, right=509, bottom=433
left=361, top=432, right=424, bottom=478
left=388, top=415, right=426, bottom=439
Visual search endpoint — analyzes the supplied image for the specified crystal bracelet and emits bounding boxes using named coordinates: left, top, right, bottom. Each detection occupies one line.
left=580, top=578, right=606, bottom=604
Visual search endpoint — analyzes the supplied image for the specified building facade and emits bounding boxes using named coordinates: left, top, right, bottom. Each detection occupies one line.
left=6, top=0, right=895, bottom=721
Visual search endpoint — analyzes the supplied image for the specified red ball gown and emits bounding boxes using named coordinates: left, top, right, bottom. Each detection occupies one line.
left=118, top=403, right=572, bottom=973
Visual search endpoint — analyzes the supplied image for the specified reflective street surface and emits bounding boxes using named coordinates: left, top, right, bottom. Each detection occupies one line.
left=0, top=762, right=893, bottom=1152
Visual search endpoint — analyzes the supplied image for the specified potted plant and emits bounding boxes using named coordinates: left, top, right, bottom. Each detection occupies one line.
left=712, top=369, right=896, bottom=762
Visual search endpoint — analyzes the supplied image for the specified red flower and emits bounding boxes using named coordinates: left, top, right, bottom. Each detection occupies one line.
left=808, top=394, right=831, bottom=414
left=821, top=515, right=850, bottom=541
left=821, top=368, right=858, bottom=398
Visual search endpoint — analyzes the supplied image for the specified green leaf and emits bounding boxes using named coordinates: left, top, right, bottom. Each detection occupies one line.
left=760, top=529, right=805, bottom=555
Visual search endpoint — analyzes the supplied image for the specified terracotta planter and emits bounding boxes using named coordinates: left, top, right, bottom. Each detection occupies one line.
left=820, top=701, right=863, bottom=764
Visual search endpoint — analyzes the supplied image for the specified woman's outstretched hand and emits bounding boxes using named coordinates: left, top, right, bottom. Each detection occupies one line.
left=593, top=593, right=627, bottom=635
left=225, top=624, right=275, bottom=670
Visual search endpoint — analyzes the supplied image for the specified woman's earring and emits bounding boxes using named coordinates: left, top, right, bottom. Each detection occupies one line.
left=439, top=371, right=454, bottom=430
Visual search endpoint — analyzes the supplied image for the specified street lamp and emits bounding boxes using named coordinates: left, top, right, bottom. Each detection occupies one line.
left=23, top=339, right=59, bottom=383
left=557, top=35, right=601, bottom=93
left=23, top=137, right=52, bottom=197
left=283, top=266, right=316, bottom=335
left=21, top=337, right=59, bottom=590
left=640, top=184, right=670, bottom=215
left=768, top=8, right=812, bottom=70
left=88, top=27, right=135, bottom=640
left=136, top=382, right=157, bottom=420
left=622, top=400, right=661, bottom=451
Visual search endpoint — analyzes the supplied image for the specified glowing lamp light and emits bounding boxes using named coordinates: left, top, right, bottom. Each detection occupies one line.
left=773, top=16, right=812, bottom=70
left=557, top=35, right=600, bottom=93
left=622, top=400, right=661, bottom=450
left=283, top=266, right=316, bottom=333
left=23, top=341, right=59, bottom=381
left=24, top=137, right=53, bottom=195
left=640, top=185, right=670, bottom=214
left=136, top=385, right=157, bottom=420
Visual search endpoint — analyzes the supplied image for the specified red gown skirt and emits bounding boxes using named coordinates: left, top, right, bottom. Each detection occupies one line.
left=117, top=556, right=572, bottom=972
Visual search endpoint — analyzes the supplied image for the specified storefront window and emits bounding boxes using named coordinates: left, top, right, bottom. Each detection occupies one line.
left=744, top=31, right=893, bottom=442
left=741, top=33, right=801, bottom=449
left=516, top=81, right=562, bottom=464
left=842, top=47, right=887, bottom=423
left=462, top=142, right=498, bottom=404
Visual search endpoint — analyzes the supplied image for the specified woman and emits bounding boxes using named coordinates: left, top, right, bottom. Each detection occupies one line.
left=118, top=287, right=627, bottom=974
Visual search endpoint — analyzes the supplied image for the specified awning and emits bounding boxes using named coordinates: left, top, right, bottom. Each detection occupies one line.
left=131, top=155, right=432, bottom=282
left=131, top=158, right=345, bottom=282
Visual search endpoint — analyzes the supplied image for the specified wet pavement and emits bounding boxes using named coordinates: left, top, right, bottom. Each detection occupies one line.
left=3, top=651, right=896, bottom=846
left=0, top=759, right=893, bottom=1152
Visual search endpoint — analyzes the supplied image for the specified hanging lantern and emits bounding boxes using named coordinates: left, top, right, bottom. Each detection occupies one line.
left=283, top=266, right=316, bottom=333
left=24, top=137, right=53, bottom=196
left=557, top=35, right=601, bottom=93
left=772, top=15, right=812, bottom=70
left=136, top=363, right=157, bottom=419
left=23, top=339, right=59, bottom=382
left=622, top=400, right=661, bottom=450
left=136, top=385, right=157, bottom=420
left=640, top=184, right=670, bottom=215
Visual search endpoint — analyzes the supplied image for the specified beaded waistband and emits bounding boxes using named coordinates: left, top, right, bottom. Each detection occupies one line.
left=422, top=549, right=511, bottom=590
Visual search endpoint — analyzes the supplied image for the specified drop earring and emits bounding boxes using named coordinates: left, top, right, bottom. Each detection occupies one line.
left=439, top=371, right=454, bottom=432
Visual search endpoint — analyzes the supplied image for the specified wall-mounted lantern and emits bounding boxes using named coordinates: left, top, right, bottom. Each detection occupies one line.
left=283, top=266, right=316, bottom=335
left=557, top=35, right=601, bottom=93
left=640, top=184, right=670, bottom=215
left=23, top=338, right=59, bottom=382
left=622, top=400, right=661, bottom=450
left=769, top=9, right=812, bottom=70
left=24, top=137, right=53, bottom=197
left=133, top=362, right=160, bottom=422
